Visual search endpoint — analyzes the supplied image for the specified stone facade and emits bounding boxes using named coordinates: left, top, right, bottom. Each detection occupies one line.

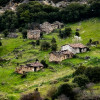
left=7, top=33, right=18, bottom=38
left=15, top=61, right=44, bottom=74
left=27, top=30, right=40, bottom=40
left=49, top=50, right=73, bottom=62
left=40, top=21, right=64, bottom=34
left=61, top=43, right=88, bottom=54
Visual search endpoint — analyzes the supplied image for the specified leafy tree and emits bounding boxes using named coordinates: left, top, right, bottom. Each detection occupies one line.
left=52, top=83, right=76, bottom=100
left=51, top=43, right=57, bottom=51
left=0, top=10, right=18, bottom=31
left=75, top=32, right=80, bottom=37
left=0, top=41, right=2, bottom=46
left=41, top=60, right=48, bottom=68
left=3, top=29, right=9, bottom=37
left=73, top=66, right=86, bottom=76
left=22, top=29, right=27, bottom=39
left=59, top=28, right=72, bottom=38
left=36, top=40, right=40, bottom=45
left=40, top=41, right=50, bottom=51
left=0, top=0, right=10, bottom=6
left=73, top=75, right=89, bottom=87
left=85, top=67, right=100, bottom=83
left=51, top=38, right=56, bottom=44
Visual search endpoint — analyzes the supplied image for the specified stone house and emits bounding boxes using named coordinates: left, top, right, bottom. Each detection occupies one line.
left=40, top=21, right=64, bottom=34
left=27, top=30, right=40, bottom=40
left=7, top=33, right=18, bottom=38
left=61, top=43, right=88, bottom=54
left=49, top=50, right=73, bottom=62
left=15, top=61, right=44, bottom=74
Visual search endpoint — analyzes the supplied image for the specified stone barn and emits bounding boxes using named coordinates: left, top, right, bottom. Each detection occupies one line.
left=15, top=61, right=44, bottom=74
left=40, top=21, right=64, bottom=34
left=61, top=43, right=88, bottom=54
left=27, top=30, right=40, bottom=40
left=49, top=50, right=73, bottom=62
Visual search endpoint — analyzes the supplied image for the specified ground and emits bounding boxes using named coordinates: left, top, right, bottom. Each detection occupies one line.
left=0, top=18, right=100, bottom=100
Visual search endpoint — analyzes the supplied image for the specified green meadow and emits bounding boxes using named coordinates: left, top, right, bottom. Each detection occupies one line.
left=0, top=18, right=100, bottom=100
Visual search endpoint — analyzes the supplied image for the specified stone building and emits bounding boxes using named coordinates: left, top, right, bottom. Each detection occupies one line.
left=61, top=43, right=88, bottom=54
left=15, top=61, right=44, bottom=74
left=7, top=33, right=18, bottom=38
left=40, top=21, right=64, bottom=34
left=27, top=30, right=40, bottom=40
left=49, top=50, right=73, bottom=62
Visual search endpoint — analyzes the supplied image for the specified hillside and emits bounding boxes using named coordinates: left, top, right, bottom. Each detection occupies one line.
left=0, top=18, right=100, bottom=100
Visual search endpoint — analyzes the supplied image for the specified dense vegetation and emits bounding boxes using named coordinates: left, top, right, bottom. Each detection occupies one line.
left=0, top=1, right=100, bottom=33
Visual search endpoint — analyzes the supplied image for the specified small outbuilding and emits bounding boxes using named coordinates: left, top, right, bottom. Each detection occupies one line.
left=49, top=50, right=73, bottom=62
left=61, top=43, right=88, bottom=54
left=27, top=30, right=40, bottom=40
left=15, top=61, right=44, bottom=74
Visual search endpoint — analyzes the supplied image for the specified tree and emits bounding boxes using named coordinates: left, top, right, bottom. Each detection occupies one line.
left=36, top=40, right=40, bottom=45
left=22, top=29, right=27, bottom=39
left=51, top=38, right=56, bottom=44
left=73, top=66, right=86, bottom=76
left=3, top=29, right=9, bottom=37
left=52, top=83, right=76, bottom=100
left=75, top=32, right=80, bottom=37
left=51, top=44, right=57, bottom=51
left=73, top=75, right=89, bottom=87
left=0, top=41, right=2, bottom=46
left=41, top=60, right=48, bottom=68
left=59, top=28, right=72, bottom=38
left=85, top=67, right=100, bottom=83
left=40, top=41, right=50, bottom=51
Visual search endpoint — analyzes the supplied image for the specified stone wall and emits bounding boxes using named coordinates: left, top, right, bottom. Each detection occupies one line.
left=27, top=30, right=40, bottom=40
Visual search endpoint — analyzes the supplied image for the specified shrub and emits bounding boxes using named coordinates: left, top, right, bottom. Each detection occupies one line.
left=22, top=29, right=27, bottom=39
left=36, top=40, right=40, bottom=45
left=75, top=32, right=80, bottom=37
left=73, top=75, right=89, bottom=87
left=51, top=38, right=56, bottom=44
left=59, top=28, right=72, bottom=38
left=73, top=66, right=86, bottom=76
left=85, top=67, right=100, bottom=83
left=52, top=83, right=76, bottom=100
left=41, top=60, right=48, bottom=68
left=0, top=41, right=2, bottom=46
left=40, top=41, right=50, bottom=50
left=3, top=29, right=9, bottom=37
left=51, top=43, right=57, bottom=51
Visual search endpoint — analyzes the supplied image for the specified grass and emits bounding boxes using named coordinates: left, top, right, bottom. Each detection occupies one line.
left=0, top=18, right=100, bottom=99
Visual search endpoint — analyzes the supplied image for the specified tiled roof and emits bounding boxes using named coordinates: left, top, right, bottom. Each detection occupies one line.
left=69, top=43, right=87, bottom=48
left=26, top=62, right=43, bottom=67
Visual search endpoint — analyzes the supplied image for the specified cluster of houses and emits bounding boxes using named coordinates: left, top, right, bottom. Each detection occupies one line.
left=16, top=43, right=89, bottom=74
left=49, top=43, right=89, bottom=62
left=27, top=21, right=64, bottom=40
left=15, top=60, right=44, bottom=74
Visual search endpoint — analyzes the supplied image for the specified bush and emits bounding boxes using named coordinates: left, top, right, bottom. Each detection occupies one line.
left=73, top=75, right=89, bottom=87
left=3, top=29, right=9, bottom=37
left=85, top=67, right=100, bottom=83
left=73, top=66, right=86, bottom=76
left=0, top=41, right=2, bottom=46
left=51, top=43, right=57, bottom=51
left=40, top=41, right=50, bottom=51
left=51, top=38, right=56, bottom=44
left=36, top=40, right=40, bottom=45
left=75, top=32, right=80, bottom=37
left=52, top=83, right=76, bottom=100
left=59, top=28, right=72, bottom=38
left=22, top=29, right=27, bottom=39
left=41, top=60, right=48, bottom=68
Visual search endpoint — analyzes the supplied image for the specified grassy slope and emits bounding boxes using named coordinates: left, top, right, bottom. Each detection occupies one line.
left=0, top=18, right=100, bottom=99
